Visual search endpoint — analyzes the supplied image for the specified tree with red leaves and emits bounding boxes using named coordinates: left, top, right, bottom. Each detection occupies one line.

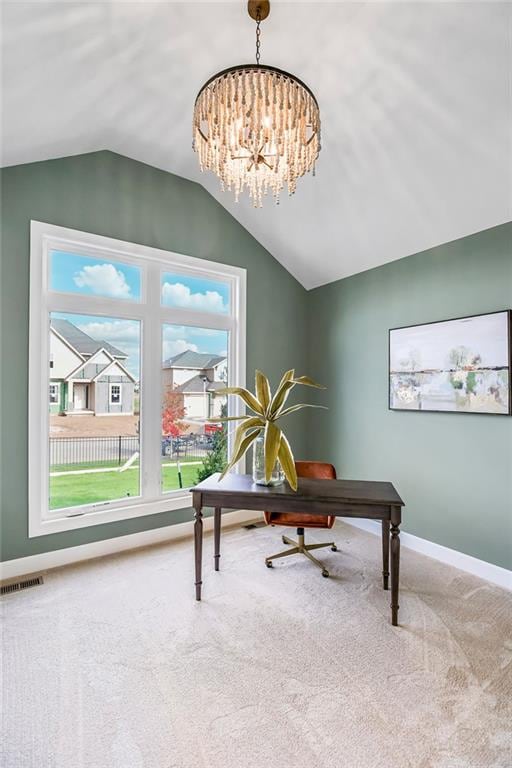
left=162, top=388, right=186, bottom=437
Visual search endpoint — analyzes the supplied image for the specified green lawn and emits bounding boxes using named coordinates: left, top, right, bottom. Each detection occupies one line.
left=50, top=464, right=200, bottom=510
left=161, top=464, right=200, bottom=494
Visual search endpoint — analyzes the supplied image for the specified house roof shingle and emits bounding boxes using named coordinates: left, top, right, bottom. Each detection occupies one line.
left=162, top=350, right=226, bottom=370
left=176, top=375, right=226, bottom=394
left=51, top=318, right=128, bottom=359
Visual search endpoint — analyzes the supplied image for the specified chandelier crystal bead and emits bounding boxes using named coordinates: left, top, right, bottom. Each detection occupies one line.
left=192, top=3, right=320, bottom=207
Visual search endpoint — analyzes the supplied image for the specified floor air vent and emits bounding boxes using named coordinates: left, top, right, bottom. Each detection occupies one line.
left=1, top=576, right=43, bottom=596
left=243, top=521, right=267, bottom=530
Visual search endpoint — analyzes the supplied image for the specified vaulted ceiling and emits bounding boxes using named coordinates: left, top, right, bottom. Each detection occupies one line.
left=2, top=1, right=510, bottom=288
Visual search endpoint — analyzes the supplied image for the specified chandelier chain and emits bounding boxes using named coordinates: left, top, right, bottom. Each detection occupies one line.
left=255, top=8, right=261, bottom=65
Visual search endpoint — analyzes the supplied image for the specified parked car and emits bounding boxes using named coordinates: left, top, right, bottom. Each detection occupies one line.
left=205, top=422, right=222, bottom=435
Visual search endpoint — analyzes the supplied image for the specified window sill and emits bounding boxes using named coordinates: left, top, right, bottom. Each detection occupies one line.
left=29, top=493, right=193, bottom=538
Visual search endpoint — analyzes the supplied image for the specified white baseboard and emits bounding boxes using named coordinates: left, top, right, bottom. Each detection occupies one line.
left=0, top=509, right=259, bottom=582
left=3, top=512, right=510, bottom=592
left=341, top=519, right=512, bottom=592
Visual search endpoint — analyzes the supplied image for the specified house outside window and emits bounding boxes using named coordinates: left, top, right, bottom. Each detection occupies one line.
left=29, top=221, right=246, bottom=537
left=49, top=318, right=136, bottom=416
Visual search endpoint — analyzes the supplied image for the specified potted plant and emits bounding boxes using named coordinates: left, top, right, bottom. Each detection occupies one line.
left=214, top=369, right=326, bottom=490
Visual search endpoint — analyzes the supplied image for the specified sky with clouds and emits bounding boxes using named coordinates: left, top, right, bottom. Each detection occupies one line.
left=51, top=251, right=141, bottom=300
left=161, top=272, right=229, bottom=314
left=50, top=251, right=230, bottom=314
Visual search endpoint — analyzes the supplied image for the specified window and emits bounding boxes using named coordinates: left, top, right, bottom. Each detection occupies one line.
left=161, top=325, right=229, bottom=493
left=110, top=384, right=121, bottom=405
left=47, top=310, right=141, bottom=512
left=29, top=222, right=246, bottom=537
left=49, top=384, right=59, bottom=404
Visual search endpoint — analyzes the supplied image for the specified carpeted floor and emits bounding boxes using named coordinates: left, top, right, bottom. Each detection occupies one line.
left=2, top=520, right=511, bottom=768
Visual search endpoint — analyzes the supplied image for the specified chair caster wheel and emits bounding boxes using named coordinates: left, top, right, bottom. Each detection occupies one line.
left=331, top=545, right=337, bottom=552
left=265, top=561, right=273, bottom=568
left=282, top=536, right=287, bottom=544
left=322, top=570, right=329, bottom=578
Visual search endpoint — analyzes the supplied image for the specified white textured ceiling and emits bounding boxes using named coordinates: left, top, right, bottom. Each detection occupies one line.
left=2, top=1, right=511, bottom=289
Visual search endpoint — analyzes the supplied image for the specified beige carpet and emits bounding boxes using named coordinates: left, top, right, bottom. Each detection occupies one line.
left=2, top=521, right=511, bottom=768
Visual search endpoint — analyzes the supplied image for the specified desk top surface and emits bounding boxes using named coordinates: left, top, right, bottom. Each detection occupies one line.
left=191, top=473, right=404, bottom=507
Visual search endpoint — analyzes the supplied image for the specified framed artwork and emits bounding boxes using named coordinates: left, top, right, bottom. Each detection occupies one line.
left=389, top=310, right=511, bottom=415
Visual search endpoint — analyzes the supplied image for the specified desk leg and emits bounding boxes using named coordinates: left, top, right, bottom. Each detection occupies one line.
left=381, top=519, right=390, bottom=591
left=214, top=507, right=221, bottom=571
left=194, top=503, right=203, bottom=601
left=390, top=509, right=400, bottom=626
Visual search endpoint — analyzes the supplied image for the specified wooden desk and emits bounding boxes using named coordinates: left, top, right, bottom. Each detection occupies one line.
left=191, top=473, right=405, bottom=625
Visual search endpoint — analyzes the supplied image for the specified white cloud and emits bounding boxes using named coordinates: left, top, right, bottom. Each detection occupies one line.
left=74, top=263, right=132, bottom=298
left=163, top=338, right=199, bottom=361
left=161, top=282, right=227, bottom=313
left=78, top=319, right=140, bottom=344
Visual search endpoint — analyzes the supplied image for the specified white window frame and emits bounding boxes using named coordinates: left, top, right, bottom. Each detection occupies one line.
left=29, top=221, right=246, bottom=537
left=109, top=383, right=122, bottom=406
left=48, top=383, right=59, bottom=404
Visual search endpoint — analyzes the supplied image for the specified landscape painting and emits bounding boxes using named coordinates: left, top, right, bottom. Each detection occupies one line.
left=389, top=311, right=511, bottom=414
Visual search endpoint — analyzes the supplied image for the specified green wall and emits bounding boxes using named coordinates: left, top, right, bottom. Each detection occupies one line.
left=307, top=224, right=512, bottom=570
left=0, top=151, right=308, bottom=561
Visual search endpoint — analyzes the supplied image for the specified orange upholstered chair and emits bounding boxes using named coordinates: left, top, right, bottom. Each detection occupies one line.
left=264, top=461, right=338, bottom=578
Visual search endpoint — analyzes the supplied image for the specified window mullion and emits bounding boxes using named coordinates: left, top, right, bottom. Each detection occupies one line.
left=46, top=293, right=147, bottom=321
left=140, top=262, right=162, bottom=501
left=158, top=306, right=234, bottom=331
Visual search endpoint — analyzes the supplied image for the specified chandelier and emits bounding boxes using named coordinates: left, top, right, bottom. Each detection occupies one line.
left=192, top=1, right=321, bottom=207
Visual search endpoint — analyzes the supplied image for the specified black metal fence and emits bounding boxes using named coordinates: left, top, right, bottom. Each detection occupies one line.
left=50, top=436, right=140, bottom=467
left=50, top=434, right=215, bottom=468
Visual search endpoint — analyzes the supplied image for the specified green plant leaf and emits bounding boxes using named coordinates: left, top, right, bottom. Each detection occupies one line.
left=276, top=403, right=328, bottom=419
left=278, top=433, right=298, bottom=491
left=277, top=369, right=295, bottom=390
left=255, top=370, right=271, bottom=414
left=220, top=417, right=264, bottom=479
left=231, top=417, right=265, bottom=460
left=264, top=421, right=282, bottom=482
left=269, top=371, right=297, bottom=418
left=291, top=376, right=326, bottom=389
left=220, top=428, right=262, bottom=479
left=215, top=386, right=265, bottom=416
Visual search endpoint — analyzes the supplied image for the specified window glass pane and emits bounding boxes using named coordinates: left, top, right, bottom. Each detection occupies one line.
left=161, top=272, right=230, bottom=314
left=110, top=384, right=121, bottom=404
left=50, top=250, right=141, bottom=301
left=49, top=311, right=141, bottom=511
left=161, top=324, right=228, bottom=492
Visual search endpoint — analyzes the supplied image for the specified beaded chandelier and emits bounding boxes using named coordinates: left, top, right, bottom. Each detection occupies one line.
left=192, top=1, right=321, bottom=207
